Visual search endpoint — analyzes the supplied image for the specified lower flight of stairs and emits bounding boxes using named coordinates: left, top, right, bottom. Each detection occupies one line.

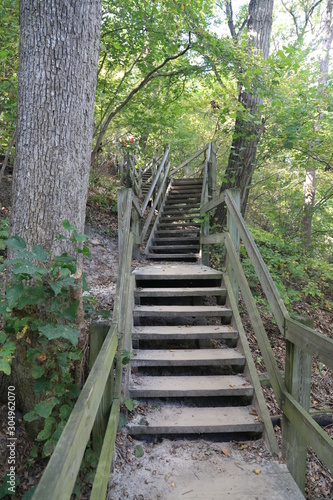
left=127, top=264, right=264, bottom=437
left=146, top=178, right=203, bottom=260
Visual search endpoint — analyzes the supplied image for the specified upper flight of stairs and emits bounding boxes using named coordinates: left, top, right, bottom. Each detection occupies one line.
left=146, top=178, right=202, bottom=260
left=128, top=264, right=264, bottom=437
left=141, top=168, right=153, bottom=199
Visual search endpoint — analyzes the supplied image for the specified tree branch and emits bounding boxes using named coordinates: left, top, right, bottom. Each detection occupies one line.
left=92, top=33, right=192, bottom=160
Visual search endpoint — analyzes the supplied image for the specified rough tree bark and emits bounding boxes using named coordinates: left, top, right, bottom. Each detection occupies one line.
left=0, top=0, right=102, bottom=416
left=301, top=0, right=333, bottom=245
left=216, top=0, right=274, bottom=226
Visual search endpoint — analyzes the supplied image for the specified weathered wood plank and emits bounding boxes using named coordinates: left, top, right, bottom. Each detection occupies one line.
left=283, top=315, right=313, bottom=492
left=89, top=322, right=113, bottom=454
left=224, top=191, right=288, bottom=335
left=170, top=145, right=208, bottom=176
left=141, top=145, right=170, bottom=215
left=201, top=233, right=225, bottom=244
left=224, top=275, right=280, bottom=455
left=128, top=406, right=263, bottom=435
left=285, top=318, right=333, bottom=369
left=90, top=400, right=120, bottom=500
left=226, top=189, right=240, bottom=302
left=200, top=191, right=226, bottom=215
left=224, top=233, right=285, bottom=406
left=131, top=348, right=245, bottom=366
left=33, top=326, right=118, bottom=500
left=283, top=392, right=333, bottom=475
left=129, top=375, right=254, bottom=398
left=141, top=161, right=171, bottom=243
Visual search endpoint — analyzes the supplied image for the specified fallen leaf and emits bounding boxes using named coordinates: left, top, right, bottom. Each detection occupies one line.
left=134, top=445, right=144, bottom=458
left=171, top=482, right=176, bottom=488
left=253, top=469, right=261, bottom=475
left=249, top=409, right=258, bottom=416
left=229, top=384, right=235, bottom=388
left=222, top=448, right=231, bottom=457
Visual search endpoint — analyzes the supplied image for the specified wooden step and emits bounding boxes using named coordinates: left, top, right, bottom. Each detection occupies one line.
left=133, top=265, right=222, bottom=281
left=157, top=222, right=201, bottom=228
left=172, top=179, right=203, bottom=184
left=133, top=325, right=238, bottom=340
left=163, top=208, right=201, bottom=214
left=152, top=237, right=200, bottom=244
left=135, top=287, right=226, bottom=297
left=127, top=406, right=263, bottom=435
left=146, top=253, right=199, bottom=260
left=164, top=202, right=200, bottom=212
left=166, top=198, right=201, bottom=204
left=154, top=230, right=200, bottom=236
left=129, top=375, right=253, bottom=397
left=160, top=216, right=201, bottom=222
left=132, top=349, right=245, bottom=367
left=133, top=305, right=232, bottom=318
left=149, top=245, right=200, bottom=252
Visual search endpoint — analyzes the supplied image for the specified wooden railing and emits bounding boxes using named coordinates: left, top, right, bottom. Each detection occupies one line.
left=33, top=189, right=137, bottom=500
left=200, top=189, right=333, bottom=492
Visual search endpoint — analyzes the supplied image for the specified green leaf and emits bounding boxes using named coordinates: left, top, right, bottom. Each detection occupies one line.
left=24, top=411, right=38, bottom=422
left=17, top=287, right=45, bottom=309
left=0, top=332, right=7, bottom=344
left=134, top=445, right=144, bottom=458
left=62, top=301, right=79, bottom=321
left=73, top=230, right=89, bottom=243
left=59, top=404, right=72, bottom=420
left=0, top=359, right=11, bottom=375
left=6, top=283, right=25, bottom=308
left=42, top=438, right=57, bottom=457
left=34, top=398, right=59, bottom=419
left=31, top=365, right=45, bottom=379
left=82, top=245, right=90, bottom=257
left=36, top=416, right=55, bottom=441
left=32, top=245, right=48, bottom=262
left=5, top=236, right=26, bottom=250
left=48, top=281, right=63, bottom=296
left=62, top=220, right=75, bottom=231
left=34, top=377, right=51, bottom=395
left=38, top=324, right=80, bottom=346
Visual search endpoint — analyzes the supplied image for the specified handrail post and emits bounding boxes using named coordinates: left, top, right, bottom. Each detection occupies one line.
left=226, top=189, right=240, bottom=302
left=126, top=152, right=130, bottom=187
left=131, top=205, right=141, bottom=260
left=208, top=141, right=216, bottom=200
left=282, top=315, right=313, bottom=493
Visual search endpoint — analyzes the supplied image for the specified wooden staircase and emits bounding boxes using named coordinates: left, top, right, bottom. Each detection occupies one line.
left=128, top=261, right=264, bottom=437
left=146, top=178, right=202, bottom=260
left=141, top=167, right=152, bottom=199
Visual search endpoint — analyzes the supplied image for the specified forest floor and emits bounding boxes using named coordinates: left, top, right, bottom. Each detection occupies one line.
left=0, top=165, right=332, bottom=499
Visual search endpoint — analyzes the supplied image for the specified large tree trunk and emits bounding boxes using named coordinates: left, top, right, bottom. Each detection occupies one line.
left=301, top=0, right=333, bottom=245
left=216, top=0, right=274, bottom=226
left=1, top=0, right=102, bottom=417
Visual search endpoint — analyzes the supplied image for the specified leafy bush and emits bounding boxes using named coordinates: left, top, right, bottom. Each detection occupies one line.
left=0, top=221, right=90, bottom=457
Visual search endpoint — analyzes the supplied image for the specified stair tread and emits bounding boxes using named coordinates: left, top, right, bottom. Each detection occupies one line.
left=133, top=325, right=238, bottom=339
left=128, top=406, right=263, bottom=434
left=132, top=348, right=245, bottom=366
left=146, top=254, right=199, bottom=259
left=135, top=286, right=226, bottom=296
left=134, top=265, right=222, bottom=279
left=149, top=245, right=200, bottom=251
left=129, top=375, right=253, bottom=397
left=134, top=305, right=231, bottom=316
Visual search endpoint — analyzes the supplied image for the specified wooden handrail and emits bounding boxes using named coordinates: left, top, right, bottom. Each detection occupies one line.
left=170, top=145, right=208, bottom=176
left=141, top=145, right=170, bottom=215
left=34, top=190, right=136, bottom=500
left=199, top=186, right=333, bottom=484
left=141, top=161, right=171, bottom=242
